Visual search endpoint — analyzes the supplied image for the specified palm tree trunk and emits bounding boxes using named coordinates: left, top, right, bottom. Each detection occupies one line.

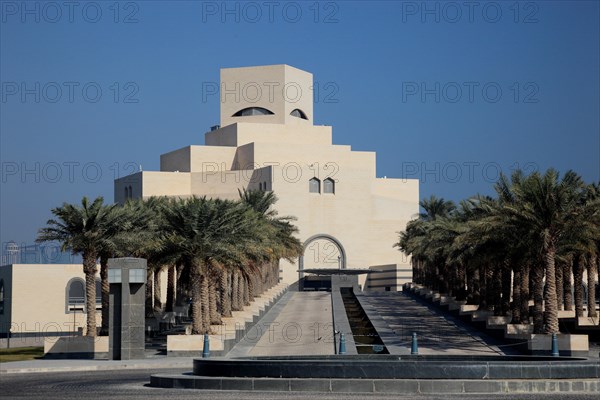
left=200, top=273, right=210, bottom=332
left=83, top=250, right=98, bottom=337
left=574, top=255, right=585, bottom=317
left=412, top=258, right=418, bottom=283
left=175, top=265, right=186, bottom=307
left=532, top=263, right=544, bottom=333
left=190, top=266, right=204, bottom=335
left=512, top=268, right=521, bottom=323
left=232, top=271, right=241, bottom=311
left=456, top=263, right=466, bottom=301
left=520, top=265, right=530, bottom=323
left=478, top=266, right=487, bottom=310
left=543, top=242, right=559, bottom=334
left=556, top=258, right=564, bottom=311
left=100, top=254, right=110, bottom=336
left=587, top=254, right=598, bottom=318
left=480, top=264, right=494, bottom=311
left=501, top=262, right=512, bottom=316
left=154, top=266, right=163, bottom=312
left=209, top=275, right=221, bottom=325
left=243, top=275, right=250, bottom=306
left=492, top=266, right=503, bottom=315
left=563, top=256, right=573, bottom=311
left=166, top=266, right=175, bottom=312
left=468, top=267, right=480, bottom=305
left=221, top=270, right=232, bottom=317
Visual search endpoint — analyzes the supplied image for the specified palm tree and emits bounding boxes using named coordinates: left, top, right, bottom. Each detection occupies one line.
left=161, top=196, right=263, bottom=334
left=238, top=189, right=303, bottom=279
left=37, top=196, right=121, bottom=337
left=484, top=170, right=593, bottom=333
left=398, top=169, right=599, bottom=334
left=583, top=183, right=600, bottom=318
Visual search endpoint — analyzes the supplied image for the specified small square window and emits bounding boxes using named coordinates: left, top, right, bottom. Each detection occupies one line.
left=108, top=269, right=122, bottom=283
left=129, top=268, right=145, bottom=283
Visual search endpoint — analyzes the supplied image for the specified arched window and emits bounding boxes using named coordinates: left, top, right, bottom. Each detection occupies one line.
left=66, top=278, right=85, bottom=312
left=233, top=107, right=274, bottom=117
left=290, top=109, right=308, bottom=120
left=263, top=181, right=267, bottom=191
left=259, top=182, right=263, bottom=191
left=128, top=186, right=133, bottom=199
left=324, top=178, right=335, bottom=194
left=309, top=177, right=320, bottom=193
left=0, top=279, right=4, bottom=315
left=124, top=187, right=128, bottom=199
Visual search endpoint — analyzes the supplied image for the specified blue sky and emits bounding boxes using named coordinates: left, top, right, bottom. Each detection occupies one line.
left=1, top=0, right=599, bottom=248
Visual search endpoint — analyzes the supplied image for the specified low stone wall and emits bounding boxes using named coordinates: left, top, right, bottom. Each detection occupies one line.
left=43, top=336, right=108, bottom=359
left=166, top=284, right=288, bottom=357
left=528, top=334, right=589, bottom=357
left=167, top=334, right=224, bottom=356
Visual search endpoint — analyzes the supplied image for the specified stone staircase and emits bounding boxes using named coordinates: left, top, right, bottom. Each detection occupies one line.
left=404, top=283, right=591, bottom=356
left=357, top=291, right=504, bottom=355
left=163, top=282, right=289, bottom=357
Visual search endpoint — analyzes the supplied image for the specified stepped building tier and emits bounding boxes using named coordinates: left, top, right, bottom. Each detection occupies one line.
left=114, top=65, right=419, bottom=289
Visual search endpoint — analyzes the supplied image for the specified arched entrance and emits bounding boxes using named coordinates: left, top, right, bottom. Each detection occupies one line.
left=298, top=234, right=347, bottom=289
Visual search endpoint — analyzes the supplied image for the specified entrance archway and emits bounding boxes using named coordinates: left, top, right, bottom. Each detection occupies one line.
left=298, top=234, right=347, bottom=283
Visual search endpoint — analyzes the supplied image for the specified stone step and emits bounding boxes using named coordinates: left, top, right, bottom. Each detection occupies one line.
left=166, top=282, right=289, bottom=355
left=486, top=316, right=512, bottom=328
left=459, top=305, right=479, bottom=315
left=505, top=324, right=534, bottom=337
left=577, top=317, right=600, bottom=327
left=448, top=301, right=467, bottom=311
left=471, top=310, right=494, bottom=322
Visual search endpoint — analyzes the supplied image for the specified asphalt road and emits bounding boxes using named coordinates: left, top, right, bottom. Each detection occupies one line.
left=0, top=369, right=598, bottom=400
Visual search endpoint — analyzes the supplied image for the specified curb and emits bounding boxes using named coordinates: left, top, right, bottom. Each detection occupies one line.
left=0, top=360, right=191, bottom=375
left=150, top=375, right=600, bottom=393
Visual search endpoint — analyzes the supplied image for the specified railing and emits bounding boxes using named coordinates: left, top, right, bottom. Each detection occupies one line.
left=68, top=297, right=101, bottom=311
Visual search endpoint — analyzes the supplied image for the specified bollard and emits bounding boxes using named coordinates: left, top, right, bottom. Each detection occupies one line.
left=411, top=332, right=418, bottom=355
left=339, top=333, right=346, bottom=355
left=202, top=333, right=210, bottom=358
left=551, top=333, right=559, bottom=357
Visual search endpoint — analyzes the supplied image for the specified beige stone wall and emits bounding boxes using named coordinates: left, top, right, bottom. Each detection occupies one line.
left=219, top=65, right=313, bottom=128
left=206, top=123, right=332, bottom=148
left=0, top=264, right=101, bottom=337
left=160, top=145, right=237, bottom=173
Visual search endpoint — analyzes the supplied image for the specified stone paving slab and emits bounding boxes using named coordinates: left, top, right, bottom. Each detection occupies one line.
left=237, top=291, right=334, bottom=356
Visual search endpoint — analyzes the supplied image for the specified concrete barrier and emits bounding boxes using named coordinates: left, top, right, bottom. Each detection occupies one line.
left=167, top=334, right=224, bottom=353
left=43, top=336, right=108, bottom=359
left=527, top=334, right=589, bottom=357
left=459, top=304, right=479, bottom=315
left=504, top=324, right=534, bottom=337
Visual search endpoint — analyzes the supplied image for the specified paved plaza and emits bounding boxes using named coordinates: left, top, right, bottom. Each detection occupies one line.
left=230, top=291, right=335, bottom=357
